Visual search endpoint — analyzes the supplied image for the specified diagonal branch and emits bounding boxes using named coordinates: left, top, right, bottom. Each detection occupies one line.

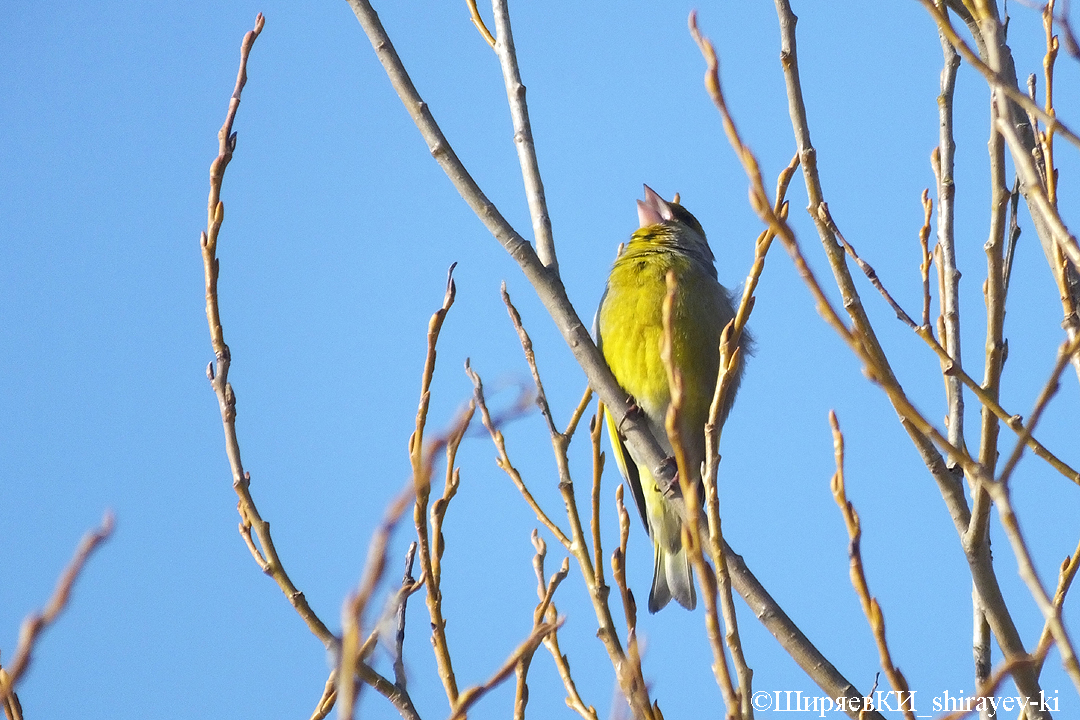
left=447, top=619, right=563, bottom=720
left=343, top=0, right=676, bottom=504
left=917, top=0, right=1080, bottom=151
left=0, top=512, right=114, bottom=708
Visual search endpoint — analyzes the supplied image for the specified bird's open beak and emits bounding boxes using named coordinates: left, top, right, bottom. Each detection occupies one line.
left=637, top=184, right=676, bottom=228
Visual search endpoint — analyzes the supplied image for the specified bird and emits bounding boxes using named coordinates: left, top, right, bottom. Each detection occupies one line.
left=595, top=185, right=748, bottom=612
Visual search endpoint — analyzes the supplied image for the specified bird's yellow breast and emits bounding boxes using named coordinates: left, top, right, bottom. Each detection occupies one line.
left=597, top=245, right=727, bottom=440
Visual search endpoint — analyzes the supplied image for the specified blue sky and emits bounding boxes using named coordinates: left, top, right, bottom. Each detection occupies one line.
left=2, top=1, right=1079, bottom=718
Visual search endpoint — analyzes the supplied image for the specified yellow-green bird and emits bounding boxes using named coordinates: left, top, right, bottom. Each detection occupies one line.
left=596, top=185, right=748, bottom=612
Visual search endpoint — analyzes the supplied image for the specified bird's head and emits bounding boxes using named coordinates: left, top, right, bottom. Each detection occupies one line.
left=633, top=184, right=715, bottom=265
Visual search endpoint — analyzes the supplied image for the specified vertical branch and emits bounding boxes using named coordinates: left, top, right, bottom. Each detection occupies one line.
left=969, top=30, right=1011, bottom=711
left=408, top=266, right=462, bottom=708
left=199, top=13, right=334, bottom=648
left=932, top=7, right=967, bottom=474
left=696, top=159, right=799, bottom=720
left=590, top=403, right=607, bottom=593
left=518, top=537, right=571, bottom=720
left=338, top=487, right=416, bottom=720
left=918, top=189, right=934, bottom=331
left=531, top=532, right=599, bottom=720
left=753, top=3, right=1054, bottom=713
left=393, top=543, right=419, bottom=690
left=829, top=414, right=916, bottom=720
left=1042, top=0, right=1080, bottom=386
left=610, top=486, right=659, bottom=720
left=490, top=0, right=557, bottom=273
left=923, top=0, right=1080, bottom=390
left=346, top=0, right=678, bottom=499
left=498, top=288, right=659, bottom=720
left=660, top=272, right=742, bottom=720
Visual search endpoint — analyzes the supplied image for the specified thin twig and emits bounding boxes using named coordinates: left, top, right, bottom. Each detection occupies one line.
left=464, top=0, right=496, bottom=48
left=338, top=485, right=416, bottom=720
left=500, top=286, right=658, bottom=720
left=968, top=87, right=1012, bottom=573
left=910, top=327, right=1078, bottom=485
left=660, top=270, right=742, bottom=719
left=531, top=532, right=599, bottom=720
left=0, top=512, right=114, bottom=705
left=199, top=14, right=334, bottom=648
left=610, top=486, right=658, bottom=720
left=491, top=0, right=557, bottom=273
left=393, top=542, right=419, bottom=690
left=825, top=207, right=919, bottom=330
left=994, top=113, right=1080, bottom=281
left=917, top=0, right=1080, bottom=151
left=590, top=406, right=606, bottom=593
left=308, top=671, right=337, bottom=720
left=918, top=189, right=934, bottom=331
left=1032, top=534, right=1080, bottom=678
left=936, top=652, right=1045, bottom=720
left=447, top=619, right=564, bottom=720
left=515, top=539, right=570, bottom=720
left=829, top=413, right=916, bottom=720
left=933, top=0, right=968, bottom=490
left=1004, top=178, right=1021, bottom=298
left=982, top=478, right=1080, bottom=693
left=409, top=265, right=464, bottom=708
left=467, top=362, right=572, bottom=548
left=978, top=83, right=1009, bottom=709
left=996, top=332, right=1080, bottom=487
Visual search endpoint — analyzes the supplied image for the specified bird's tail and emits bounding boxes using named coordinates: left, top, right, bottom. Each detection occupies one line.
left=649, top=541, right=697, bottom=613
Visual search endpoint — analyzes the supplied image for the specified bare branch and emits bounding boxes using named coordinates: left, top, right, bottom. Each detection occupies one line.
left=825, top=207, right=919, bottom=330
left=464, top=0, right=496, bottom=48
left=393, top=543, right=419, bottom=690
left=467, top=362, right=572, bottom=549
left=930, top=19, right=966, bottom=484
left=590, top=407, right=607, bottom=591
left=610, top=486, right=659, bottom=720
left=500, top=287, right=658, bottom=719
left=491, top=0, right=557, bottom=272
left=408, top=265, right=466, bottom=708
left=338, top=485, right=415, bottom=720
left=0, top=512, right=114, bottom=705
left=829, top=413, right=916, bottom=720
left=660, top=271, right=742, bottom=719
left=995, top=115, right=1080, bottom=270
left=531, top=532, right=598, bottom=720
left=199, top=13, right=334, bottom=648
left=918, top=189, right=934, bottom=330
left=343, top=0, right=677, bottom=503
left=917, top=0, right=1080, bottom=150
left=447, top=619, right=563, bottom=720
left=982, top=478, right=1080, bottom=693
left=718, top=3, right=1055, bottom=712
left=307, top=671, right=337, bottom=720
left=1033, top=535, right=1080, bottom=678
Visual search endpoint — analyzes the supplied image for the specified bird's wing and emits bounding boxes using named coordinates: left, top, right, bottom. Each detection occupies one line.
left=603, top=408, right=650, bottom=531
left=595, top=293, right=651, bottom=532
